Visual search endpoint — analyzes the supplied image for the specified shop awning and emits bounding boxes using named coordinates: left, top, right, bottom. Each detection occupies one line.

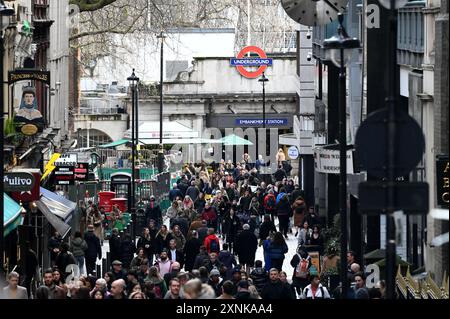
left=39, top=187, right=77, bottom=223
left=98, top=139, right=129, bottom=148
left=124, top=121, right=199, bottom=140
left=219, top=134, right=253, bottom=146
left=3, top=193, right=24, bottom=238
left=35, top=200, right=71, bottom=239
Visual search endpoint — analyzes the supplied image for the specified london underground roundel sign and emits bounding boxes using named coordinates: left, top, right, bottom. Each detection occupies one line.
left=230, top=46, right=273, bottom=79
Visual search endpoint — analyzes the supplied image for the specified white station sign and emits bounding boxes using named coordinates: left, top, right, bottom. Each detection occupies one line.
left=288, top=146, right=299, bottom=160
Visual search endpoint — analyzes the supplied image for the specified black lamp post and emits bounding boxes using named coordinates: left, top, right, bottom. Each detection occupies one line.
left=258, top=72, right=269, bottom=129
left=376, top=0, right=407, bottom=300
left=127, top=69, right=139, bottom=240
left=157, top=32, right=166, bottom=173
left=323, top=13, right=360, bottom=299
left=0, top=0, right=14, bottom=279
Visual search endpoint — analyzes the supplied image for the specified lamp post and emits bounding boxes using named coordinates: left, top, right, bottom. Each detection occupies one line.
left=157, top=32, right=166, bottom=173
left=376, top=0, right=407, bottom=300
left=0, top=0, right=14, bottom=279
left=127, top=69, right=139, bottom=240
left=323, top=13, right=360, bottom=299
left=258, top=72, right=269, bottom=129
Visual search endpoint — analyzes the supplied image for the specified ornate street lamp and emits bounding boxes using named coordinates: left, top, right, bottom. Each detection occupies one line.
left=323, top=13, right=360, bottom=299
left=127, top=69, right=139, bottom=240
left=258, top=72, right=269, bottom=129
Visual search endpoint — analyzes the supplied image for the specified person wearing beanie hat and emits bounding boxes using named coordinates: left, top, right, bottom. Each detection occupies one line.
left=207, top=268, right=223, bottom=297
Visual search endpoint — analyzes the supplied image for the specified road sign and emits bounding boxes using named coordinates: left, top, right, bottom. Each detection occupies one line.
left=355, top=108, right=425, bottom=178
left=288, top=146, right=299, bottom=160
left=358, top=181, right=429, bottom=215
left=3, top=172, right=35, bottom=192
left=231, top=46, right=272, bottom=79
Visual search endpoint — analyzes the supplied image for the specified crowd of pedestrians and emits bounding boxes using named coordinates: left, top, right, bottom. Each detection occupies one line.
left=1, top=154, right=385, bottom=300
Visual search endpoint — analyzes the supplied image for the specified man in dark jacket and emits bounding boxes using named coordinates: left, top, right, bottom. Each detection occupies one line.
left=169, top=184, right=183, bottom=202
left=235, top=280, right=257, bottom=300
left=273, top=165, right=287, bottom=182
left=55, top=243, right=76, bottom=280
left=176, top=175, right=189, bottom=197
left=184, top=231, right=202, bottom=272
left=259, top=215, right=277, bottom=244
left=186, top=181, right=200, bottom=202
left=193, top=246, right=209, bottom=270
left=23, top=241, right=39, bottom=298
left=249, top=260, right=268, bottom=294
left=146, top=196, right=162, bottom=228
left=197, top=220, right=209, bottom=244
left=119, top=233, right=135, bottom=270
left=48, top=231, right=62, bottom=266
left=218, top=243, right=237, bottom=280
left=109, top=228, right=121, bottom=265
left=261, top=268, right=294, bottom=299
left=84, top=225, right=102, bottom=276
left=235, top=224, right=258, bottom=273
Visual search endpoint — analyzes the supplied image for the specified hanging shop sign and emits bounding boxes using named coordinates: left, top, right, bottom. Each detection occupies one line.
left=314, top=146, right=355, bottom=175
left=3, top=172, right=35, bottom=192
left=8, top=69, right=51, bottom=85
left=54, top=166, right=75, bottom=185
left=436, top=156, right=449, bottom=207
left=10, top=169, right=41, bottom=202
left=55, top=153, right=78, bottom=167
left=230, top=46, right=273, bottom=79
left=74, top=163, right=89, bottom=181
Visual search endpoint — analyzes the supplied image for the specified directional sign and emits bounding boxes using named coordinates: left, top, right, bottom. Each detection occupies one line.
left=231, top=46, right=272, bottom=79
left=54, top=166, right=75, bottom=185
left=288, top=146, right=299, bottom=160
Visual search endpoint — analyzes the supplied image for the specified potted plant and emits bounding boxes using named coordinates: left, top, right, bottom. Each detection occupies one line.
left=320, top=215, right=341, bottom=291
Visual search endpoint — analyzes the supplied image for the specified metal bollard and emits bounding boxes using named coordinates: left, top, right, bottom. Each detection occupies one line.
left=102, top=258, right=107, bottom=278
left=106, top=252, right=111, bottom=269
left=96, top=264, right=101, bottom=279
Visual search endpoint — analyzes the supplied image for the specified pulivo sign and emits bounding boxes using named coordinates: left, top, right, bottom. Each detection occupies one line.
left=436, top=156, right=449, bottom=207
left=3, top=172, right=36, bottom=192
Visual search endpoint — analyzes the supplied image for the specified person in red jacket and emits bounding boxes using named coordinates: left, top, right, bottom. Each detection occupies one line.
left=204, top=228, right=220, bottom=254
left=201, top=202, right=218, bottom=231
left=263, top=190, right=277, bottom=222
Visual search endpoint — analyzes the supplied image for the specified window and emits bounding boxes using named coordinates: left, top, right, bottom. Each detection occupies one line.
left=78, top=129, right=112, bottom=148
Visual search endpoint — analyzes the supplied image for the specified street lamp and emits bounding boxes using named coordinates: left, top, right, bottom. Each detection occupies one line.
left=323, top=13, right=360, bottom=299
left=0, top=0, right=14, bottom=280
left=258, top=72, right=269, bottom=129
left=127, top=69, right=139, bottom=240
left=157, top=32, right=166, bottom=173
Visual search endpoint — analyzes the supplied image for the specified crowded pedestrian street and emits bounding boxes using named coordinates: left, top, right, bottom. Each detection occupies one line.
left=1, top=0, right=448, bottom=306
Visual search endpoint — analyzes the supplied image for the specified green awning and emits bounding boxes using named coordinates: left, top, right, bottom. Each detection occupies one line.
left=98, top=139, right=129, bottom=148
left=3, top=193, right=23, bottom=237
left=220, top=134, right=254, bottom=146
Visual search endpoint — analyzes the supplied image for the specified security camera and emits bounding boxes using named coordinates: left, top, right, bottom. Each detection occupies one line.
left=307, top=52, right=312, bottom=62
left=306, top=28, right=311, bottom=39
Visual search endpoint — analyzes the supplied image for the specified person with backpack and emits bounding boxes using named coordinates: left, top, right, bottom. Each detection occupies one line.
left=263, top=190, right=277, bottom=222
left=290, top=248, right=312, bottom=296
left=204, top=228, right=220, bottom=254
left=300, top=274, right=331, bottom=299
left=70, top=231, right=88, bottom=275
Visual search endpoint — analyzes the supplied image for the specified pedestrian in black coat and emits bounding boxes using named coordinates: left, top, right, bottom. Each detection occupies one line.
left=109, top=229, right=121, bottom=264
left=222, top=209, right=240, bottom=253
left=250, top=260, right=269, bottom=293
left=184, top=231, right=202, bottom=272
left=84, top=226, right=102, bottom=276
left=235, top=224, right=258, bottom=272
left=259, top=215, right=277, bottom=243
left=48, top=231, right=63, bottom=266
left=276, top=194, right=291, bottom=237
left=186, top=182, right=200, bottom=202
left=261, top=269, right=294, bottom=300
left=218, top=244, right=238, bottom=280
left=119, top=234, right=135, bottom=270
left=137, top=228, right=154, bottom=263
left=146, top=196, right=162, bottom=227
left=193, top=246, right=209, bottom=270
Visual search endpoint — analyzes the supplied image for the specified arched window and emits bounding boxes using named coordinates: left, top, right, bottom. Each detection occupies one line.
left=78, top=129, right=112, bottom=148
